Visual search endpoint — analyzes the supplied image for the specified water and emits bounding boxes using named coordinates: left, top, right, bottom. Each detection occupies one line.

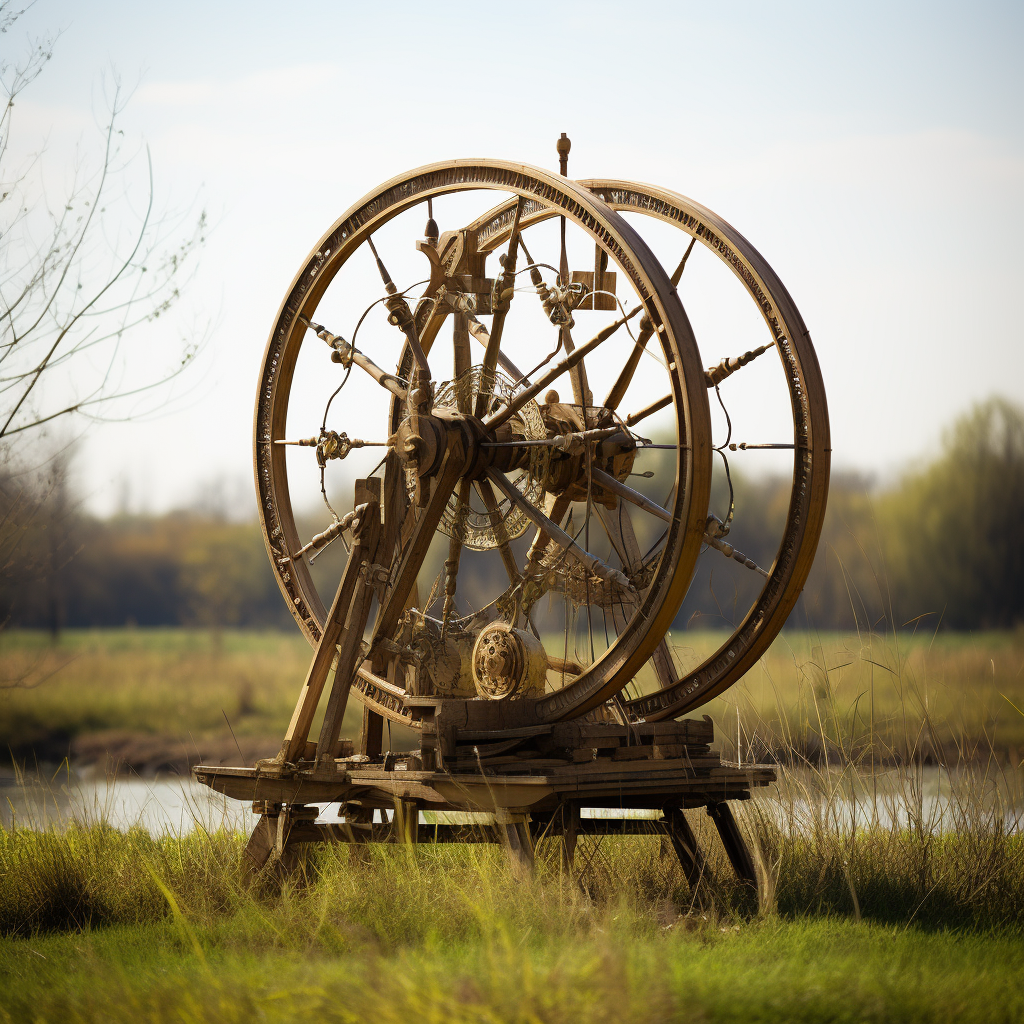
left=0, top=770, right=662, bottom=834
left=2, top=766, right=1020, bottom=836
left=1, top=770, right=258, bottom=834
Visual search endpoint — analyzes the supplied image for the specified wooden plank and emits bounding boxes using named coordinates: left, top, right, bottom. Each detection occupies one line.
left=278, top=516, right=370, bottom=763
left=708, top=802, right=757, bottom=887
left=457, top=724, right=554, bottom=742
left=664, top=808, right=707, bottom=890
left=315, top=503, right=381, bottom=762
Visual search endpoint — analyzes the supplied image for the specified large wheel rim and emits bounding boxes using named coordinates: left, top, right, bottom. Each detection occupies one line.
left=466, top=180, right=830, bottom=718
left=254, top=161, right=714, bottom=726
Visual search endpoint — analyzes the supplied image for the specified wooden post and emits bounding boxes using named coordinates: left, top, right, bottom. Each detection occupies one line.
left=497, top=811, right=534, bottom=876
left=278, top=480, right=380, bottom=764
left=244, top=813, right=277, bottom=872
left=708, top=801, right=757, bottom=886
left=359, top=706, right=384, bottom=758
left=664, top=807, right=707, bottom=890
left=314, top=498, right=382, bottom=764
left=560, top=802, right=579, bottom=873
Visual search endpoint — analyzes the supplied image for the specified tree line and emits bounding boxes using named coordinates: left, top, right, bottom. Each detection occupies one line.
left=3, top=397, right=1022, bottom=635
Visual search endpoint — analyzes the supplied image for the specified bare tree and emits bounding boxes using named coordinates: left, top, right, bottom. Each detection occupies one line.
left=0, top=2, right=208, bottom=661
left=0, top=1, right=208, bottom=447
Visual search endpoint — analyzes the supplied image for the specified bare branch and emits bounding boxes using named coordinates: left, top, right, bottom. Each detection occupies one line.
left=0, top=12, right=208, bottom=443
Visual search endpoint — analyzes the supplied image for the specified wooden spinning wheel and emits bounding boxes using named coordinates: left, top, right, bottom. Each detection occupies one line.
left=197, top=138, right=829, bottom=883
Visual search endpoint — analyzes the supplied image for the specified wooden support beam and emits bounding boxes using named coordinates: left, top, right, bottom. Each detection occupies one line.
left=314, top=501, right=382, bottom=764
left=360, top=706, right=384, bottom=758
left=664, top=807, right=707, bottom=891
left=278, top=497, right=377, bottom=764
left=707, top=801, right=757, bottom=886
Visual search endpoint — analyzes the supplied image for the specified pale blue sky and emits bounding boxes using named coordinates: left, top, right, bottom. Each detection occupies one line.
left=9, top=0, right=1023, bottom=514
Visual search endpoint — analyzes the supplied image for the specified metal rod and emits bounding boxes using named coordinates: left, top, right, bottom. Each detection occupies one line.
left=485, top=468, right=632, bottom=592
left=590, top=467, right=672, bottom=524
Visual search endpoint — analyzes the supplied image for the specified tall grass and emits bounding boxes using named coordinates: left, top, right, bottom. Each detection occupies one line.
left=3, top=627, right=1023, bottom=764
left=2, top=805, right=1022, bottom=942
left=1, top=626, right=1022, bottom=942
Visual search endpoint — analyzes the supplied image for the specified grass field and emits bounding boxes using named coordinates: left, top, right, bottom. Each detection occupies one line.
left=2, top=627, right=1022, bottom=766
left=4, top=914, right=1022, bottom=1023
left=2, top=628, right=1023, bottom=1021
left=1, top=823, right=1023, bottom=1023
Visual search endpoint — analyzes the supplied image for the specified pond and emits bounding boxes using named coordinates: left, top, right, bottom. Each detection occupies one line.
left=2, top=765, right=1021, bottom=836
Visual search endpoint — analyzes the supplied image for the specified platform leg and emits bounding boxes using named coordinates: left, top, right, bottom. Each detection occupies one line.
left=708, top=801, right=757, bottom=886
left=664, top=807, right=707, bottom=890
left=244, top=805, right=316, bottom=880
left=244, top=814, right=276, bottom=871
left=560, top=803, right=579, bottom=873
left=393, top=799, right=419, bottom=845
left=498, top=814, right=534, bottom=876
left=314, top=506, right=381, bottom=764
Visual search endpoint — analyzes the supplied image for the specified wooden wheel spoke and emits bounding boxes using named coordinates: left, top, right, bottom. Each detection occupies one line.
left=473, top=477, right=521, bottom=586
left=371, top=441, right=465, bottom=645
left=524, top=491, right=572, bottom=575
left=366, top=235, right=431, bottom=375
left=440, top=480, right=471, bottom=635
left=590, top=467, right=673, bottom=524
left=559, top=323, right=591, bottom=407
left=474, top=198, right=524, bottom=418
left=603, top=242, right=693, bottom=411
left=604, top=321, right=655, bottom=410
left=596, top=504, right=676, bottom=689
left=483, top=305, right=642, bottom=433
left=485, top=468, right=631, bottom=592
left=562, top=299, right=645, bottom=408
left=625, top=394, right=671, bottom=428
left=452, top=311, right=472, bottom=407
left=592, top=467, right=767, bottom=577
left=466, top=314, right=526, bottom=382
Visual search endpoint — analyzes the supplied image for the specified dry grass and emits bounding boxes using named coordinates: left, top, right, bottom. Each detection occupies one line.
left=3, top=627, right=1023, bottom=768
left=672, top=628, right=1024, bottom=765
left=0, top=629, right=412, bottom=764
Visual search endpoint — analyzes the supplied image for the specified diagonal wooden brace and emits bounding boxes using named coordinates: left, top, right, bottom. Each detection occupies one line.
left=277, top=493, right=380, bottom=765
left=314, top=506, right=382, bottom=764
left=708, top=801, right=757, bottom=887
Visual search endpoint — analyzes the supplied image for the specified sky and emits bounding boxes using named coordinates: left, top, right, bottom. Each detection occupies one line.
left=7, top=0, right=1023, bottom=517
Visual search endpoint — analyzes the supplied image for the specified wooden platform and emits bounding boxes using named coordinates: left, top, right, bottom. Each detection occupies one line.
left=193, top=716, right=775, bottom=816
left=193, top=716, right=775, bottom=886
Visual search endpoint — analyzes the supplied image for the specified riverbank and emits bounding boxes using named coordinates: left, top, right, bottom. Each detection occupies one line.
left=3, top=627, right=1023, bottom=772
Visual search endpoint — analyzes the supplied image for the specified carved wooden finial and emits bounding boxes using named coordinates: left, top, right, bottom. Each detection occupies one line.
left=557, top=133, right=571, bottom=176
left=424, top=197, right=438, bottom=245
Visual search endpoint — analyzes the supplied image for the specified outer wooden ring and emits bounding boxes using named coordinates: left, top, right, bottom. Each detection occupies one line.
left=253, top=160, right=713, bottom=726
left=467, top=181, right=830, bottom=718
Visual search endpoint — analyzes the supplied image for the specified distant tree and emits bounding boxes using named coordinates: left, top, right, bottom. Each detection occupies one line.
left=880, top=396, right=1024, bottom=629
left=795, top=472, right=885, bottom=632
